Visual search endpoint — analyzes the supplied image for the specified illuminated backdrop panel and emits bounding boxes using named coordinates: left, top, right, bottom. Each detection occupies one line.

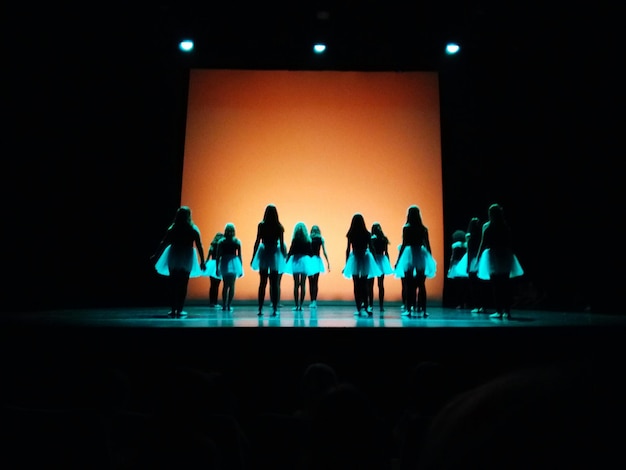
left=182, top=69, right=444, bottom=303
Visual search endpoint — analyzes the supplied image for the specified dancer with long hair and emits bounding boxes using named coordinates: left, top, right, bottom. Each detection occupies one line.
left=284, top=222, right=314, bottom=311
left=215, top=223, right=243, bottom=312
left=251, top=204, right=287, bottom=316
left=395, top=205, right=437, bottom=318
left=465, top=217, right=487, bottom=313
left=477, top=203, right=524, bottom=319
left=446, top=229, right=468, bottom=309
left=308, top=225, right=330, bottom=308
left=343, top=213, right=382, bottom=316
left=206, top=231, right=224, bottom=307
left=368, top=222, right=394, bottom=313
left=152, top=206, right=206, bottom=318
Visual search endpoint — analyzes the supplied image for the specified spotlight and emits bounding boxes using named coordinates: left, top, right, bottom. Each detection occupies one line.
left=445, top=43, right=460, bottom=55
left=179, top=39, right=194, bottom=52
left=313, top=43, right=327, bottom=54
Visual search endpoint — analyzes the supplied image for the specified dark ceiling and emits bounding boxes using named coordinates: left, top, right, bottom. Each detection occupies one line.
left=138, top=2, right=615, bottom=71
left=6, top=2, right=617, bottom=72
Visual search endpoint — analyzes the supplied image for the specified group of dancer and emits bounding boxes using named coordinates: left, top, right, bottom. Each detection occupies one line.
left=247, top=205, right=332, bottom=316
left=342, top=207, right=437, bottom=317
left=151, top=203, right=438, bottom=318
left=151, top=202, right=522, bottom=320
left=151, top=204, right=331, bottom=318
left=446, top=203, right=524, bottom=319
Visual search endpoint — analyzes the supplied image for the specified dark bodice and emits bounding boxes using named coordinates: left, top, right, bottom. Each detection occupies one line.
left=402, top=224, right=427, bottom=247
left=371, top=235, right=388, bottom=256
left=289, top=238, right=313, bottom=257
left=466, top=232, right=481, bottom=260
left=311, top=236, right=323, bottom=256
left=450, top=241, right=467, bottom=261
left=258, top=221, right=283, bottom=246
left=165, top=224, right=198, bottom=248
left=218, top=237, right=239, bottom=256
left=350, top=231, right=371, bottom=255
left=209, top=240, right=220, bottom=259
left=482, top=222, right=512, bottom=251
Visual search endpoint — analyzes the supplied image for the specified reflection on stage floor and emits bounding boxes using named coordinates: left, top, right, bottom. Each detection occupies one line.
left=2, top=302, right=623, bottom=329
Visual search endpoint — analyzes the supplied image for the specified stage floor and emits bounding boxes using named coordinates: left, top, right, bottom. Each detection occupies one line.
left=3, top=303, right=624, bottom=380
left=2, top=302, right=624, bottom=329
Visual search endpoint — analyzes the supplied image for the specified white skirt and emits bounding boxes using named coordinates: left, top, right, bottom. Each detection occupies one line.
left=307, top=255, right=326, bottom=275
left=154, top=245, right=205, bottom=278
left=251, top=242, right=287, bottom=273
left=477, top=249, right=524, bottom=280
left=447, top=255, right=469, bottom=279
left=394, top=245, right=437, bottom=279
left=218, top=254, right=244, bottom=278
left=284, top=254, right=315, bottom=276
left=373, top=253, right=395, bottom=276
left=342, top=249, right=383, bottom=279
left=203, top=259, right=218, bottom=278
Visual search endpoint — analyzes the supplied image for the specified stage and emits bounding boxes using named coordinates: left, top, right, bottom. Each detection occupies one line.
left=2, top=303, right=624, bottom=383
left=1, top=302, right=622, bottom=329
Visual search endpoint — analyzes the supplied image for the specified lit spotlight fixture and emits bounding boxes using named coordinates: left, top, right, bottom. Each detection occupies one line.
left=179, top=39, right=194, bottom=52
left=445, top=43, right=460, bottom=55
left=313, top=43, right=327, bottom=54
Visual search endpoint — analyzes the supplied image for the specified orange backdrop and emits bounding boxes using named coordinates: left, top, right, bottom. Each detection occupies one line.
left=181, top=69, right=443, bottom=303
